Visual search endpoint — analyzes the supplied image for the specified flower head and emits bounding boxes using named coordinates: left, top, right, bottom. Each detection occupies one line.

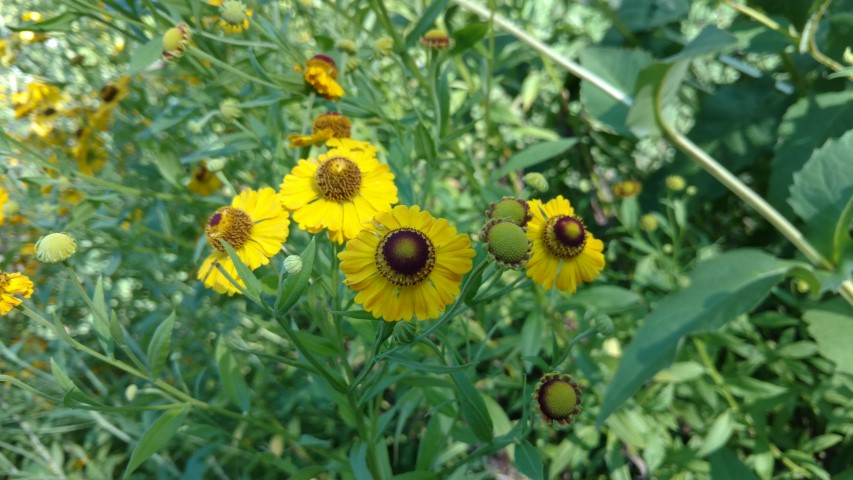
left=533, top=373, right=582, bottom=427
left=0, top=271, right=34, bottom=316
left=287, top=112, right=352, bottom=148
left=338, top=205, right=475, bottom=321
left=197, top=188, right=290, bottom=295
left=162, top=23, right=191, bottom=61
left=298, top=54, right=344, bottom=101
left=337, top=39, right=358, bottom=55
left=525, top=196, right=605, bottom=292
left=35, top=233, right=77, bottom=263
left=666, top=175, right=686, bottom=191
left=216, top=0, right=253, bottom=34
left=482, top=219, right=529, bottom=269
left=524, top=172, right=549, bottom=192
left=374, top=37, right=394, bottom=57
left=487, top=197, right=531, bottom=227
left=219, top=98, right=241, bottom=121
left=420, top=29, right=453, bottom=50
left=0, top=187, right=8, bottom=226
left=279, top=138, right=397, bottom=243
left=11, top=81, right=61, bottom=119
left=639, top=214, right=658, bottom=232
left=188, top=162, right=223, bottom=196
left=613, top=180, right=641, bottom=198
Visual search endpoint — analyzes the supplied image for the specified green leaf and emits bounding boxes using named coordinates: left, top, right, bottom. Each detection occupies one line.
left=91, top=276, right=113, bottom=356
left=789, top=130, right=853, bottom=263
left=802, top=434, right=843, bottom=453
left=768, top=91, right=853, bottom=215
left=448, top=23, right=489, bottom=55
left=515, top=440, right=544, bottom=480
left=709, top=448, right=758, bottom=480
left=653, top=362, right=705, bottom=383
left=50, top=358, right=101, bottom=406
left=560, top=285, right=643, bottom=315
left=776, top=341, right=818, bottom=359
left=155, top=152, right=182, bottom=188
left=128, top=36, right=163, bottom=75
left=627, top=61, right=688, bottom=137
left=416, top=414, right=447, bottom=470
left=804, top=301, right=853, bottom=376
left=10, top=12, right=77, bottom=32
left=492, top=138, right=578, bottom=179
left=219, top=239, right=263, bottom=303
left=124, top=407, right=189, bottom=477
left=616, top=0, right=690, bottom=31
left=597, top=249, right=796, bottom=425
left=666, top=26, right=738, bottom=61
left=697, top=410, right=735, bottom=457
left=414, top=122, right=436, bottom=163
left=580, top=47, right=654, bottom=135
left=276, top=238, right=316, bottom=314
left=216, top=338, right=251, bottom=412
left=450, top=372, right=493, bottom=443
left=386, top=353, right=471, bottom=373
left=146, top=312, right=175, bottom=378
left=349, top=441, right=371, bottom=480
left=404, top=0, right=451, bottom=47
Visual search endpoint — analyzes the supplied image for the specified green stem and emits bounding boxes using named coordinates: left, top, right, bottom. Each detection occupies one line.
left=551, top=328, right=596, bottom=369
left=273, top=313, right=348, bottom=393
left=189, top=47, right=279, bottom=89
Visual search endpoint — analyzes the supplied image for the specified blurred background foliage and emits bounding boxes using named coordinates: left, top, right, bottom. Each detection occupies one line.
left=1, top=0, right=852, bottom=478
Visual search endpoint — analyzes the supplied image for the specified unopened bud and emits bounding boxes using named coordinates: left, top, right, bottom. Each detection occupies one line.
left=282, top=255, right=303, bottom=274
left=35, top=232, right=77, bottom=263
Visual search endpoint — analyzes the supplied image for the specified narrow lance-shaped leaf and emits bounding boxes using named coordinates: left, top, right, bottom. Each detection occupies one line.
left=146, top=311, right=175, bottom=378
left=124, top=407, right=189, bottom=477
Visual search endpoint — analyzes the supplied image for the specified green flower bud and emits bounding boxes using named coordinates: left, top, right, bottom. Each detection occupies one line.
left=523, top=172, right=548, bottom=192
left=639, top=214, right=658, bottom=232
left=592, top=314, right=614, bottom=336
left=666, top=175, right=686, bottom=191
left=374, top=37, right=394, bottom=57
left=206, top=158, right=227, bottom=172
left=482, top=219, right=529, bottom=269
left=392, top=320, right=417, bottom=344
left=486, top=196, right=531, bottom=227
left=337, top=38, right=358, bottom=55
left=219, top=98, right=241, bottom=121
left=35, top=232, right=77, bottom=263
left=283, top=255, right=303, bottom=274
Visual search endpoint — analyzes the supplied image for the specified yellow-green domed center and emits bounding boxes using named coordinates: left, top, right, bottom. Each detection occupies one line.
left=316, top=157, right=362, bottom=202
left=538, top=378, right=580, bottom=422
left=206, top=206, right=252, bottom=251
left=486, top=221, right=528, bottom=266
left=490, top=198, right=528, bottom=226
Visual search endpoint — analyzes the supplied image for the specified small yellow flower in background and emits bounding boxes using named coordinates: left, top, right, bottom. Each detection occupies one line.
left=338, top=205, right=475, bottom=321
left=188, top=161, right=223, bottom=196
left=162, top=23, right=191, bottom=61
left=525, top=196, right=605, bottom=293
left=0, top=39, right=15, bottom=66
left=297, top=54, right=344, bottom=101
left=11, top=82, right=61, bottom=119
left=420, top=29, right=453, bottom=50
left=287, top=112, right=352, bottom=147
left=279, top=138, right=397, bottom=243
left=533, top=372, right=583, bottom=427
left=613, top=179, right=641, bottom=199
left=639, top=214, right=658, bottom=232
left=0, top=271, right=34, bottom=316
left=666, top=175, right=686, bottom=191
left=197, top=188, right=290, bottom=295
left=208, top=0, right=253, bottom=34
left=97, top=76, right=131, bottom=114
left=72, top=129, right=107, bottom=175
left=0, top=187, right=9, bottom=225
left=374, top=37, right=394, bottom=57
left=35, top=233, right=77, bottom=263
left=114, top=36, right=126, bottom=53
left=21, top=11, right=43, bottom=22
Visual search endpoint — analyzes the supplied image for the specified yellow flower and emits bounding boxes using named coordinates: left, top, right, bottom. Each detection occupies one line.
left=188, top=162, right=223, bottom=196
left=96, top=76, right=131, bottom=115
left=279, top=138, right=397, bottom=243
left=297, top=54, right=344, bottom=101
left=0, top=187, right=8, bottom=225
left=420, top=29, right=453, bottom=50
left=613, top=179, right=641, bottom=199
left=197, top=188, right=290, bottom=295
left=287, top=112, right=352, bottom=148
left=338, top=205, right=475, bottom=321
left=525, top=196, right=605, bottom=293
left=11, top=82, right=61, bottom=119
left=72, top=129, right=107, bottom=175
left=211, top=0, right=253, bottom=34
left=0, top=271, right=34, bottom=316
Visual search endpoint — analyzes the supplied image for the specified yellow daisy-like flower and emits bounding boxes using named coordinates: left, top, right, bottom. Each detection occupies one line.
left=279, top=138, right=397, bottom=243
left=0, top=187, right=8, bottom=225
left=338, top=205, right=475, bottom=321
left=188, top=161, right=223, bottom=196
left=297, top=54, right=344, bottom=101
left=613, top=179, right=641, bottom=199
left=0, top=271, right=35, bottom=316
left=96, top=76, right=130, bottom=116
left=197, top=188, right=290, bottom=295
left=287, top=112, right=352, bottom=148
left=72, top=129, right=107, bottom=175
left=11, top=81, right=61, bottom=119
left=209, top=0, right=253, bottom=34
left=526, top=196, right=605, bottom=293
